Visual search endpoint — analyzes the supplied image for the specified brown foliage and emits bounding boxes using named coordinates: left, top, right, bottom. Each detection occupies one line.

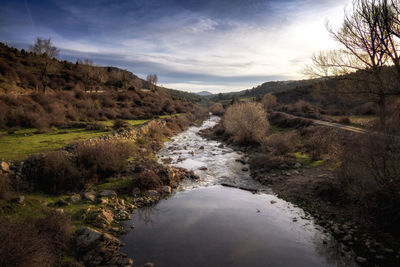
left=76, top=140, right=135, bottom=179
left=305, top=126, right=340, bottom=160
left=261, top=93, right=277, bottom=110
left=223, top=102, right=269, bottom=145
left=266, top=130, right=300, bottom=155
left=210, top=102, right=224, bottom=116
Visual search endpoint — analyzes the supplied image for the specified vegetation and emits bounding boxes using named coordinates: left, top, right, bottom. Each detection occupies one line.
left=223, top=102, right=269, bottom=145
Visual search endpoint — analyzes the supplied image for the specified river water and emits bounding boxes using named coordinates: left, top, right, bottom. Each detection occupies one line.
left=121, top=116, right=356, bottom=267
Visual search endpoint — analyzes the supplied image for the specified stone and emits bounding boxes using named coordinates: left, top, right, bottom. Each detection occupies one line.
left=121, top=258, right=134, bottom=265
left=218, top=144, right=224, bottom=148
left=99, top=190, right=117, bottom=198
left=148, top=190, right=160, bottom=197
left=0, top=162, right=9, bottom=172
left=294, top=162, right=302, bottom=168
left=161, top=186, right=172, bottom=194
left=198, top=166, right=208, bottom=171
left=68, top=194, right=81, bottom=203
left=96, top=209, right=114, bottom=227
left=82, top=192, right=96, bottom=202
left=102, top=233, right=121, bottom=245
left=11, top=196, right=24, bottom=204
left=132, top=187, right=141, bottom=196
left=55, top=208, right=64, bottom=214
left=100, top=197, right=109, bottom=204
left=144, top=262, right=154, bottom=267
left=242, top=167, right=249, bottom=172
left=270, top=200, right=277, bottom=204
left=76, top=227, right=102, bottom=247
left=199, top=146, right=205, bottom=150
left=356, top=256, right=367, bottom=263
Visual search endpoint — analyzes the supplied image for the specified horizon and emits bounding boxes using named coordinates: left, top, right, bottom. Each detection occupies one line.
left=1, top=0, right=351, bottom=93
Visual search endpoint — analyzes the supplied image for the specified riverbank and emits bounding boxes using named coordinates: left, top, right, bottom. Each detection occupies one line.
left=201, top=116, right=400, bottom=267
left=0, top=112, right=207, bottom=266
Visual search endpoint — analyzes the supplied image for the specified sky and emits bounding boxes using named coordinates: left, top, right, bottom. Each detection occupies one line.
left=0, top=0, right=351, bottom=93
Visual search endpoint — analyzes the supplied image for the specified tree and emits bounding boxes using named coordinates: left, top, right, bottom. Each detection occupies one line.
left=77, top=59, right=94, bottom=92
left=146, top=74, right=158, bottom=91
left=305, top=0, right=400, bottom=125
left=261, top=93, right=278, bottom=110
left=30, top=38, right=59, bottom=93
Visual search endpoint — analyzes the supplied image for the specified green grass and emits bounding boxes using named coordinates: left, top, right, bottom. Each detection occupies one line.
left=0, top=115, right=186, bottom=161
left=292, top=152, right=324, bottom=167
left=0, top=128, right=107, bottom=161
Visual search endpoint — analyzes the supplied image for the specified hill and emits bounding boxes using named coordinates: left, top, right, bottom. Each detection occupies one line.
left=195, top=91, right=213, bottom=96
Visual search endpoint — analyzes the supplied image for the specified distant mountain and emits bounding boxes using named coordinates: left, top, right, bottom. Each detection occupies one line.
left=195, top=91, right=213, bottom=96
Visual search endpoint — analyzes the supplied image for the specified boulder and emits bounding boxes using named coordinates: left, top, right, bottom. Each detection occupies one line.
left=95, top=209, right=114, bottom=228
left=99, top=190, right=117, bottom=198
left=148, top=190, right=160, bottom=197
left=55, top=199, right=69, bottom=207
left=68, top=194, right=81, bottom=203
left=76, top=227, right=102, bottom=247
left=198, top=166, right=208, bottom=171
left=161, top=186, right=172, bottom=194
left=82, top=192, right=96, bottom=202
left=0, top=162, right=9, bottom=172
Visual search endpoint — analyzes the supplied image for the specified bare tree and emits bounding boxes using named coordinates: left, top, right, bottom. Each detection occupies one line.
left=146, top=73, right=158, bottom=91
left=30, top=37, right=59, bottom=93
left=77, top=59, right=94, bottom=92
left=305, top=0, right=400, bottom=125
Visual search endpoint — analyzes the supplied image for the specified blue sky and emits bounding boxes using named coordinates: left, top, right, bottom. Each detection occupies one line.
left=0, top=0, right=350, bottom=92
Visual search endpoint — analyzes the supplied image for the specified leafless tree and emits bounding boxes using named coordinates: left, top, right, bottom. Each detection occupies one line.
left=77, top=59, right=94, bottom=92
left=30, top=37, right=59, bottom=93
left=305, top=0, right=400, bottom=125
left=146, top=73, right=158, bottom=91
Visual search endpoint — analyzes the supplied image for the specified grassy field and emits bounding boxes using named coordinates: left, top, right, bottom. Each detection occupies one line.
left=0, top=114, right=184, bottom=161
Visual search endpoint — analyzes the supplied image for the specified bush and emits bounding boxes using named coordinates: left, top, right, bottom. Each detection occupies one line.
left=336, top=132, right=400, bottom=232
left=0, top=174, right=11, bottom=200
left=223, top=102, right=269, bottom=145
left=76, top=140, right=134, bottom=179
left=210, top=103, right=224, bottom=116
left=249, top=153, right=295, bottom=170
left=266, top=130, right=300, bottom=155
left=134, top=169, right=162, bottom=190
left=295, top=99, right=313, bottom=114
left=0, top=220, right=54, bottom=267
left=305, top=127, right=340, bottom=160
left=113, top=119, right=130, bottom=130
left=261, top=93, right=277, bottom=111
left=23, top=151, right=84, bottom=194
left=268, top=112, right=312, bottom=128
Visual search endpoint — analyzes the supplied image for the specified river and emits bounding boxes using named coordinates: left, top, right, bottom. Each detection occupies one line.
left=121, top=116, right=356, bottom=267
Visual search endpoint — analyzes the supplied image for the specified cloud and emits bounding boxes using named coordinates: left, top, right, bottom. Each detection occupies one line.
left=0, top=0, right=352, bottom=93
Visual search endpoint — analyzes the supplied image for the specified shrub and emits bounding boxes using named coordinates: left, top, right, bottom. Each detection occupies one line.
left=261, top=93, right=277, bottom=110
left=305, top=127, right=340, bottom=160
left=268, top=112, right=312, bottom=128
left=223, top=102, right=269, bottom=145
left=113, top=119, right=130, bottom=130
left=210, top=103, right=224, bottom=116
left=34, top=210, right=73, bottom=252
left=0, top=219, right=54, bottom=267
left=295, top=99, right=313, bottom=114
left=76, top=140, right=134, bottom=179
left=23, top=151, right=84, bottom=194
left=249, top=153, right=295, bottom=170
left=336, top=132, right=400, bottom=232
left=134, top=169, right=162, bottom=190
left=0, top=174, right=11, bottom=200
left=266, top=130, right=300, bottom=155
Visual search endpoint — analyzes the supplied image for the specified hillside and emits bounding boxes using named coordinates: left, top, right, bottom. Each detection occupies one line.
left=0, top=42, right=205, bottom=104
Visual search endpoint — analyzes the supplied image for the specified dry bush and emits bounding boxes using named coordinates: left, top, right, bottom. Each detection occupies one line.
left=113, top=119, right=130, bottom=130
left=336, top=132, right=400, bottom=232
left=0, top=174, right=11, bottom=200
left=76, top=140, right=134, bottom=179
left=295, top=99, right=313, bottom=114
left=268, top=112, right=312, bottom=128
left=249, top=153, right=295, bottom=170
left=305, top=127, right=340, bottom=160
left=134, top=169, right=162, bottom=190
left=266, top=130, right=300, bottom=155
left=0, top=220, right=54, bottom=267
left=261, top=93, right=277, bottom=111
left=23, top=151, right=84, bottom=194
left=34, top=210, right=73, bottom=252
left=210, top=103, right=224, bottom=116
left=223, top=102, right=269, bottom=145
